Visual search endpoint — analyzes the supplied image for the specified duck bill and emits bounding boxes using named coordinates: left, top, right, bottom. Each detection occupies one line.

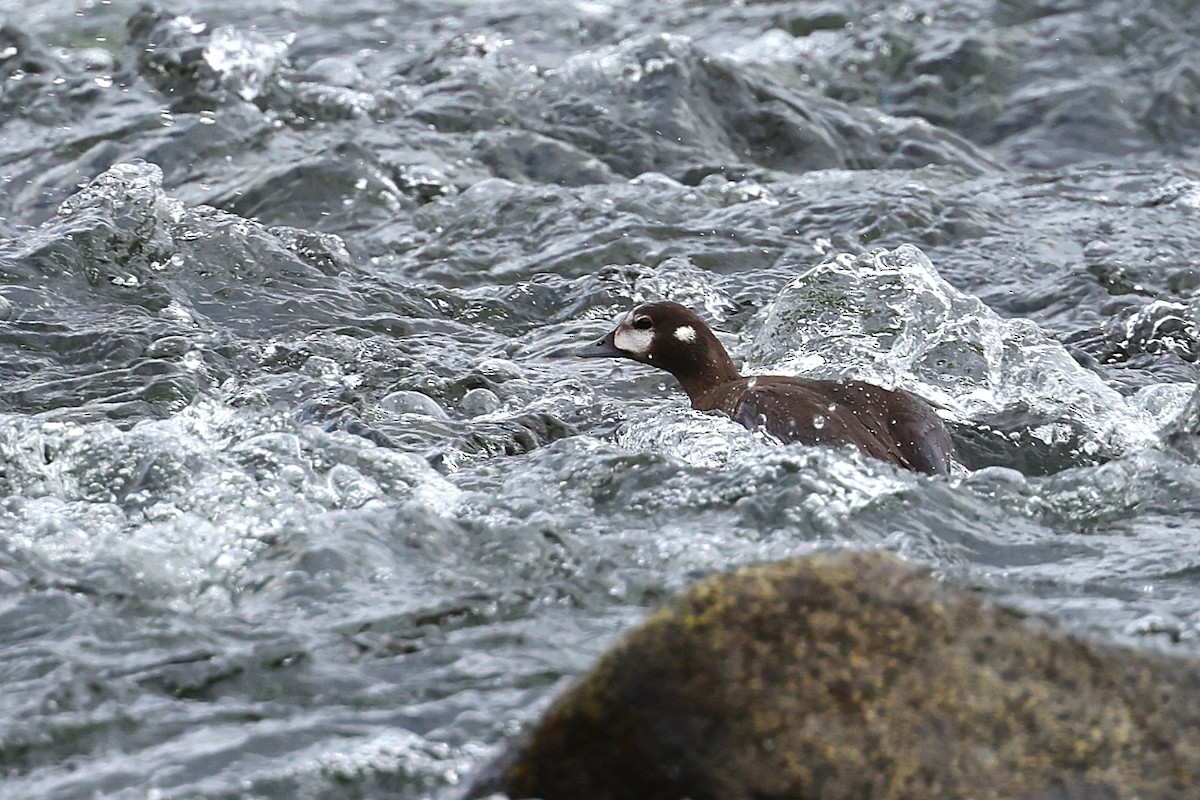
left=575, top=329, right=624, bottom=359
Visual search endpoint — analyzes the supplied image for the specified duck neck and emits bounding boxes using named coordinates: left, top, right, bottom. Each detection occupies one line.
left=673, top=338, right=742, bottom=410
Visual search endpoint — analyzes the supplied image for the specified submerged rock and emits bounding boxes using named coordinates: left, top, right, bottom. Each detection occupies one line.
left=472, top=551, right=1200, bottom=800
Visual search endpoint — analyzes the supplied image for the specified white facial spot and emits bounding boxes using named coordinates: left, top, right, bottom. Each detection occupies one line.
left=673, top=324, right=697, bottom=343
left=614, top=324, right=654, bottom=356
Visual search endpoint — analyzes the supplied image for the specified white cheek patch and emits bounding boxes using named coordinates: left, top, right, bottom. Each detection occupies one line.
left=673, top=325, right=696, bottom=343
left=614, top=326, right=654, bottom=355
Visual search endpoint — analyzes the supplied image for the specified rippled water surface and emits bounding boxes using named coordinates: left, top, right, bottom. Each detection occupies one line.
left=2, top=0, right=1200, bottom=797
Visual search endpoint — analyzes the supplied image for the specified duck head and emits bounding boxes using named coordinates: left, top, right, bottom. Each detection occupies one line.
left=576, top=301, right=741, bottom=398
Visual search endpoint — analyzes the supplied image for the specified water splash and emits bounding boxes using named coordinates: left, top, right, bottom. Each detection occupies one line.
left=746, top=244, right=1167, bottom=465
left=0, top=398, right=463, bottom=612
left=202, top=27, right=293, bottom=102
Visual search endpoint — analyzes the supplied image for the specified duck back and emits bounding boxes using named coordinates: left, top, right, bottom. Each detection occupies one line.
left=701, top=377, right=954, bottom=475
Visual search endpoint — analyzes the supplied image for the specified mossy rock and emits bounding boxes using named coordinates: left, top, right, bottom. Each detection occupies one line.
left=471, top=551, right=1200, bottom=800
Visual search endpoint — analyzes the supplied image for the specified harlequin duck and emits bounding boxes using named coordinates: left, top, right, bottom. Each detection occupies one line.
left=576, top=301, right=955, bottom=475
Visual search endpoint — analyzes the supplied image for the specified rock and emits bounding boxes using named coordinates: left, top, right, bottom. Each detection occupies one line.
left=460, top=387, right=501, bottom=417
left=379, top=390, right=447, bottom=418
left=471, top=551, right=1200, bottom=800
left=456, top=388, right=499, bottom=419
left=472, top=129, right=620, bottom=187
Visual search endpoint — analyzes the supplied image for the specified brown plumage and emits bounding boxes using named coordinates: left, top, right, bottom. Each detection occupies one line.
left=576, top=301, right=955, bottom=475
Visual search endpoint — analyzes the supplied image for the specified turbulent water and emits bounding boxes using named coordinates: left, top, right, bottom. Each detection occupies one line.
left=1, top=0, right=1200, bottom=797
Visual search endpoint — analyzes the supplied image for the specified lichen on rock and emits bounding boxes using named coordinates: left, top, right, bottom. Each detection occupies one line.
left=472, top=550, right=1200, bottom=800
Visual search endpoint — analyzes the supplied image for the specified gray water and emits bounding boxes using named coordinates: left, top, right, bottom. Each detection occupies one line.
left=1, top=1, right=1200, bottom=797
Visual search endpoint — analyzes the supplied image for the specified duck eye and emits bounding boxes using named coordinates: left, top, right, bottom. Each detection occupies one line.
left=632, top=316, right=653, bottom=331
